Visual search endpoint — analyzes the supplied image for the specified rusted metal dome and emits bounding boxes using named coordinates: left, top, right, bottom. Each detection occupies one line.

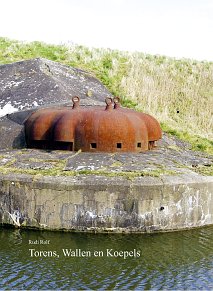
left=25, top=96, right=162, bottom=152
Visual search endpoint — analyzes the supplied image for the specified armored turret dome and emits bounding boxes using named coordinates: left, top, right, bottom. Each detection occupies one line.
left=25, top=97, right=162, bottom=152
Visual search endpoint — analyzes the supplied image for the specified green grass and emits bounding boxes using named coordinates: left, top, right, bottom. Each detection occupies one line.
left=0, top=37, right=212, bottom=155
left=161, top=122, right=213, bottom=155
left=0, top=164, right=176, bottom=179
left=193, top=164, right=213, bottom=176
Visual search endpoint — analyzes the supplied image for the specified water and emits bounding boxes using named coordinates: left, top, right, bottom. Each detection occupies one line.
left=0, top=226, right=212, bottom=290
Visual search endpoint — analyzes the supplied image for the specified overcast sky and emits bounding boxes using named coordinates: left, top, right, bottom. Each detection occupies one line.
left=0, top=0, right=212, bottom=61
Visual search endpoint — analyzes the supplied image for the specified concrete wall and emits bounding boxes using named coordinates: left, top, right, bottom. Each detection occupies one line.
left=0, top=173, right=212, bottom=233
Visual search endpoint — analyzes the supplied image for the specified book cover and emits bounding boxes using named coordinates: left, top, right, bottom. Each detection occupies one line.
left=0, top=0, right=212, bottom=290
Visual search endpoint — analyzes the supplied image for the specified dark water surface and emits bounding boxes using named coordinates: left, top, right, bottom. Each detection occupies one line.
left=0, top=226, right=213, bottom=290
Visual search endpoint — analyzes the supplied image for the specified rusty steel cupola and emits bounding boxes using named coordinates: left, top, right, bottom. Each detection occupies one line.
left=25, top=96, right=162, bottom=152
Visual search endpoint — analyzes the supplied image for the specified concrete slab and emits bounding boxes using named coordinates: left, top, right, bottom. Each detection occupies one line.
left=65, top=153, right=115, bottom=171
left=0, top=135, right=212, bottom=177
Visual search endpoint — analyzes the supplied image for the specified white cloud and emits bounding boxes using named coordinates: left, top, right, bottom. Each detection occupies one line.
left=0, top=0, right=212, bottom=60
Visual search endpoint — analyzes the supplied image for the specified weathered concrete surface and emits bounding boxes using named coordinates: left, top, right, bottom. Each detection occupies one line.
left=0, top=58, right=108, bottom=149
left=0, top=173, right=212, bottom=233
left=0, top=58, right=111, bottom=111
left=0, top=116, right=26, bottom=149
left=0, top=133, right=211, bottom=174
left=0, top=137, right=212, bottom=233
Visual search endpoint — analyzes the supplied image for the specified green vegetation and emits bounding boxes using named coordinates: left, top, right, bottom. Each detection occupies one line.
left=0, top=37, right=212, bottom=154
left=161, top=123, right=213, bottom=155
left=0, top=154, right=176, bottom=178
left=0, top=165, right=176, bottom=179
left=1, top=151, right=212, bottom=177
left=192, top=164, right=213, bottom=176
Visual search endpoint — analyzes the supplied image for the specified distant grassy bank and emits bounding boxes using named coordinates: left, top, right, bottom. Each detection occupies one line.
left=0, top=37, right=212, bottom=154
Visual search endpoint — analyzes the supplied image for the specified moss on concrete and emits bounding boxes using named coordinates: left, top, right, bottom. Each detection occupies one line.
left=0, top=164, right=177, bottom=179
left=192, top=164, right=213, bottom=176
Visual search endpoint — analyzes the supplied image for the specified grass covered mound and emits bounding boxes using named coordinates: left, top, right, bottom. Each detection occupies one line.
left=0, top=37, right=212, bottom=154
